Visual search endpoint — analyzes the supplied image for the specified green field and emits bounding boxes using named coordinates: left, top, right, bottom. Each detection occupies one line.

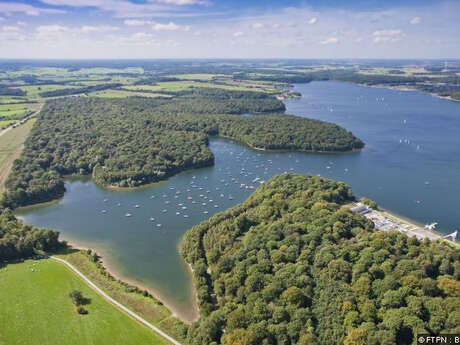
left=0, top=120, right=17, bottom=128
left=89, top=89, right=171, bottom=99
left=122, top=80, right=255, bottom=93
left=0, top=119, right=36, bottom=191
left=0, top=259, right=167, bottom=345
left=173, top=73, right=219, bottom=80
left=0, top=103, right=34, bottom=118
left=18, top=85, right=79, bottom=98
left=58, top=251, right=186, bottom=342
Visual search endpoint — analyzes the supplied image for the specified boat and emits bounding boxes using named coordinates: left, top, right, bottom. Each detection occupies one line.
left=135, top=204, right=140, bottom=208
left=150, top=217, right=155, bottom=221
left=125, top=213, right=132, bottom=217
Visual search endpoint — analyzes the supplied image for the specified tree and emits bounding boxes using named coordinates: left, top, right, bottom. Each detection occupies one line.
left=69, top=290, right=85, bottom=306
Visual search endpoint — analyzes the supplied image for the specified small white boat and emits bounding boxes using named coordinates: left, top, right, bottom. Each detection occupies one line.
left=125, top=213, right=132, bottom=217
left=150, top=217, right=155, bottom=221
left=135, top=205, right=140, bottom=208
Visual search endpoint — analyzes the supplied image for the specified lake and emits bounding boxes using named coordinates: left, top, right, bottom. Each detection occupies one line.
left=16, top=81, right=460, bottom=321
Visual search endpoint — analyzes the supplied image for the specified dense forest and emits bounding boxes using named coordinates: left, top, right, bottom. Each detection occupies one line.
left=151, top=88, right=286, bottom=114
left=3, top=96, right=363, bottom=208
left=181, top=173, right=460, bottom=345
left=0, top=208, right=62, bottom=260
left=38, top=83, right=122, bottom=97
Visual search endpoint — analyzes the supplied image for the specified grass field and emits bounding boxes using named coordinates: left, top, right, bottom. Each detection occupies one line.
left=173, top=73, right=219, bottom=80
left=0, top=259, right=167, bottom=345
left=18, top=85, right=79, bottom=98
left=57, top=251, right=186, bottom=342
left=122, top=80, right=255, bottom=93
left=0, top=119, right=36, bottom=191
left=0, top=103, right=36, bottom=118
left=0, top=120, right=17, bottom=129
left=89, top=89, right=171, bottom=99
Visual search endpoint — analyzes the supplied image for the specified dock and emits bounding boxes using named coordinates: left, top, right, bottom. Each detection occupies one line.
left=350, top=202, right=458, bottom=245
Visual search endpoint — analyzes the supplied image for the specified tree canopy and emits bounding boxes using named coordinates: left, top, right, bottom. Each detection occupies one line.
left=181, top=173, right=460, bottom=345
left=3, top=95, right=363, bottom=208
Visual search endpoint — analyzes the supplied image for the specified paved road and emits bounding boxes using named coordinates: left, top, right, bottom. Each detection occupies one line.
left=51, top=256, right=182, bottom=345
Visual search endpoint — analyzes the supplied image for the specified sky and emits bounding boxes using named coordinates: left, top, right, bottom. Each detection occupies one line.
left=0, top=0, right=459, bottom=59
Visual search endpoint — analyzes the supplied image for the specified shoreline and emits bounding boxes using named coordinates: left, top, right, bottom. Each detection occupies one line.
left=357, top=83, right=460, bottom=103
left=59, top=237, right=200, bottom=324
left=378, top=207, right=459, bottom=248
left=351, top=202, right=459, bottom=248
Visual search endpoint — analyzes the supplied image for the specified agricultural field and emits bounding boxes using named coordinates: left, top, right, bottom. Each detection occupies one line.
left=172, top=73, right=220, bottom=80
left=0, top=119, right=36, bottom=191
left=89, top=89, right=171, bottom=98
left=0, top=120, right=17, bottom=129
left=17, top=85, right=80, bottom=99
left=0, top=258, right=166, bottom=345
left=0, top=103, right=37, bottom=118
left=122, top=80, right=267, bottom=93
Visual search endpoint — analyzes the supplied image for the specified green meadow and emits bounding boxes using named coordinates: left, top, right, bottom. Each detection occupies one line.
left=0, top=259, right=167, bottom=345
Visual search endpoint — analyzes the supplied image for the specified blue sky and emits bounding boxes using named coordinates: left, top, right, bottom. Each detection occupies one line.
left=0, top=0, right=459, bottom=59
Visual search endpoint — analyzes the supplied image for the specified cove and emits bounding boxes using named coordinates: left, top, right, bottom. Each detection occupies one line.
left=16, top=81, right=460, bottom=321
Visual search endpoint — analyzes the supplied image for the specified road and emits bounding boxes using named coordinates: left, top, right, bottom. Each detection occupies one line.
left=51, top=256, right=182, bottom=345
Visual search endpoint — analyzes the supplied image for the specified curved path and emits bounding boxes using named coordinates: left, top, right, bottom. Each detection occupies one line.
left=51, top=256, right=182, bottom=345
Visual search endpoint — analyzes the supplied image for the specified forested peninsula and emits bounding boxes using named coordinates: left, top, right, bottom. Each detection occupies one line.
left=181, top=173, right=460, bottom=345
left=2, top=91, right=363, bottom=208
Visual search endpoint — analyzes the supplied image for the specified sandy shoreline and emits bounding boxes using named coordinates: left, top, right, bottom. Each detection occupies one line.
left=60, top=237, right=200, bottom=324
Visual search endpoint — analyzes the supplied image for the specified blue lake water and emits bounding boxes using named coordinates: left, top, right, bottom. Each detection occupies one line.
left=16, top=81, right=460, bottom=321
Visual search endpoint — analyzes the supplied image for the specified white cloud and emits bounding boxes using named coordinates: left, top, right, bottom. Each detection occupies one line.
left=321, top=37, right=339, bottom=45
left=1, top=25, right=19, bottom=32
left=410, top=16, right=421, bottom=25
left=0, top=2, right=65, bottom=16
left=81, top=25, right=119, bottom=33
left=152, top=21, right=181, bottom=31
left=124, top=19, right=151, bottom=26
left=252, top=22, right=264, bottom=29
left=308, top=17, right=317, bottom=25
left=373, top=29, right=404, bottom=43
left=130, top=32, right=155, bottom=41
left=233, top=31, right=243, bottom=37
left=36, top=25, right=69, bottom=33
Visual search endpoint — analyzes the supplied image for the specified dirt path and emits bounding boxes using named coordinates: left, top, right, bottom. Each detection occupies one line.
left=51, top=256, right=182, bottom=345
